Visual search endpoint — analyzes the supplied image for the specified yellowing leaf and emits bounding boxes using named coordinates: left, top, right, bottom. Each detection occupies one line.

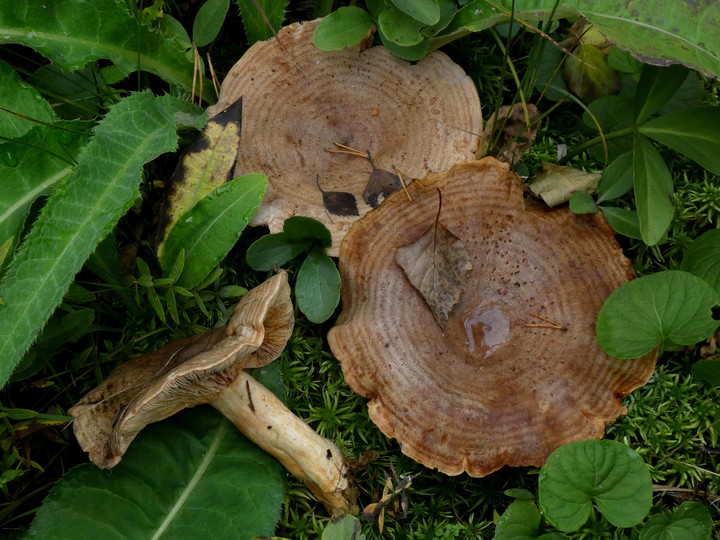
left=395, top=208, right=471, bottom=327
left=157, top=97, right=243, bottom=258
left=529, top=163, right=601, bottom=207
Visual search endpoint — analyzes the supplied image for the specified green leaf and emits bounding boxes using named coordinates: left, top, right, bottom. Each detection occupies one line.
left=161, top=173, right=267, bottom=288
left=639, top=501, right=713, bottom=540
left=639, top=106, right=720, bottom=175
left=28, top=407, right=285, bottom=540
left=391, top=0, right=440, bottom=26
left=378, top=29, right=429, bottom=61
left=680, top=229, right=720, bottom=295
left=597, top=152, right=633, bottom=203
left=569, top=191, right=598, bottom=214
left=236, top=0, right=288, bottom=45
left=193, top=0, right=230, bottom=48
left=421, top=0, right=457, bottom=37
left=0, top=93, right=204, bottom=388
left=600, top=206, right=642, bottom=240
left=296, top=246, right=341, bottom=323
left=691, top=359, right=720, bottom=386
left=596, top=270, right=720, bottom=359
left=584, top=95, right=634, bottom=162
left=283, top=216, right=332, bottom=248
left=539, top=439, right=652, bottom=532
left=378, top=6, right=425, bottom=47
left=322, top=514, right=366, bottom=540
left=313, top=6, right=374, bottom=51
left=495, top=502, right=541, bottom=540
left=634, top=64, right=688, bottom=124
left=0, top=1, right=209, bottom=98
left=245, top=233, right=311, bottom=272
left=633, top=134, right=674, bottom=246
left=0, top=60, right=56, bottom=138
left=563, top=43, right=620, bottom=104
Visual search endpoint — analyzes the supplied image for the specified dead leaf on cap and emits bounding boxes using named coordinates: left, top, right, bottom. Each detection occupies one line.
left=395, top=189, right=472, bottom=327
left=316, top=175, right=359, bottom=217
left=529, top=162, right=601, bottom=207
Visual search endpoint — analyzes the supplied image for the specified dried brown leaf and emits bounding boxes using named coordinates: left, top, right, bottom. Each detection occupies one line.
left=395, top=207, right=472, bottom=327
left=529, top=162, right=602, bottom=207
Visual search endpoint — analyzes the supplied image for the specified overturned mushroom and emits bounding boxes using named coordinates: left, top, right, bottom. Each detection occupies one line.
left=328, top=158, right=657, bottom=477
left=206, top=19, right=482, bottom=255
left=70, top=273, right=356, bottom=515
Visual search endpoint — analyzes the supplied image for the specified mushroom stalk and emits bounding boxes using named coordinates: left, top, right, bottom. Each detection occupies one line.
left=211, top=371, right=357, bottom=516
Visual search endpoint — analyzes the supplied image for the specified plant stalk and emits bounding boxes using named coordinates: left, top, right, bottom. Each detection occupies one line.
left=560, top=126, right=636, bottom=165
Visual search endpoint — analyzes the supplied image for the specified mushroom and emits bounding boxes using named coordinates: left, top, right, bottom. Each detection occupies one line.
left=327, top=158, right=658, bottom=477
left=70, top=272, right=356, bottom=515
left=206, top=19, right=482, bottom=255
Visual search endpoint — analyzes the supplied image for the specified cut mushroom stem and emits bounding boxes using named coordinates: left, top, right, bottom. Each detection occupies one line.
left=212, top=371, right=356, bottom=516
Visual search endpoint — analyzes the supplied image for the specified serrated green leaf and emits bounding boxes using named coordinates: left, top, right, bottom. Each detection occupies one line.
left=391, top=0, right=440, bottom=26
left=0, top=92, right=204, bottom=388
left=313, top=6, right=374, bottom=51
left=378, top=6, right=425, bottom=47
left=639, top=501, right=713, bottom=540
left=539, top=439, right=652, bottom=532
left=0, top=1, right=210, bottom=99
left=569, top=191, right=598, bottom=214
left=691, top=359, right=720, bottom=386
left=598, top=152, right=633, bottom=203
left=28, top=407, right=285, bottom=540
left=680, top=229, right=720, bottom=295
left=639, top=106, right=720, bottom=175
left=596, top=270, right=720, bottom=359
left=634, top=64, right=688, bottom=124
left=236, top=0, right=288, bottom=44
left=193, top=0, right=230, bottom=48
left=633, top=134, right=674, bottom=246
left=0, top=60, right=56, bottom=138
left=246, top=233, right=311, bottom=272
left=283, top=216, right=332, bottom=247
left=161, top=173, right=267, bottom=288
left=600, top=206, right=642, bottom=240
left=296, top=246, right=340, bottom=323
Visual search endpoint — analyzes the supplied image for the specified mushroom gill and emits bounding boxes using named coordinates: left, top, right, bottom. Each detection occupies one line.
left=207, top=18, right=482, bottom=255
left=327, top=157, right=657, bottom=477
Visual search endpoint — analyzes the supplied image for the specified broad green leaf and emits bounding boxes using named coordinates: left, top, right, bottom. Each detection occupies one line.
left=0, top=123, right=89, bottom=250
left=680, top=229, right=720, bottom=295
left=0, top=92, right=205, bottom=388
left=296, top=245, right=341, bottom=323
left=28, top=406, right=285, bottom=540
left=313, top=6, right=374, bottom=51
left=283, top=216, right=332, bottom=248
left=563, top=43, right=620, bottom=104
left=539, top=439, right=652, bottom=532
left=596, top=270, right=720, bottom=359
left=583, top=95, right=634, bottom=162
left=378, top=6, right=425, bottom=47
left=598, top=152, right=633, bottom=203
left=504, top=488, right=536, bottom=501
left=600, top=206, right=642, bottom=240
left=193, top=0, right=230, bottom=48
left=0, top=60, right=56, bottom=138
left=322, top=514, right=366, bottom=540
left=156, top=98, right=240, bottom=259
left=421, top=0, right=457, bottom=37
left=236, top=0, right=288, bottom=44
left=639, top=501, right=713, bottom=540
left=0, top=1, right=209, bottom=99
left=608, top=47, right=642, bottom=74
left=495, top=502, right=541, bottom=540
left=391, top=0, right=440, bottom=26
left=633, top=134, right=674, bottom=246
left=569, top=191, right=599, bottom=214
left=634, top=64, right=688, bottom=124
left=530, top=44, right=570, bottom=102
left=378, top=29, right=429, bottom=61
left=161, top=173, right=267, bottom=288
left=639, top=106, right=720, bottom=175
left=246, top=233, right=312, bottom=272
left=159, top=14, right=192, bottom=51
left=691, top=359, right=720, bottom=386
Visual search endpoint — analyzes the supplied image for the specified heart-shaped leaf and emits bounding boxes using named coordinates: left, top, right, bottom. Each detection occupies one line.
left=680, top=229, right=720, bottom=295
left=28, top=406, right=285, bottom=540
left=597, top=270, right=720, bottom=359
left=639, top=501, right=713, bottom=540
left=539, top=439, right=652, bottom=532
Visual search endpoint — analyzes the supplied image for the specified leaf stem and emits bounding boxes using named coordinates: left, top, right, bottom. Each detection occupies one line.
left=560, top=126, right=636, bottom=165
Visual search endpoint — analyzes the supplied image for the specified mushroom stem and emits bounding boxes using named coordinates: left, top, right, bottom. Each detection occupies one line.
left=211, top=371, right=358, bottom=517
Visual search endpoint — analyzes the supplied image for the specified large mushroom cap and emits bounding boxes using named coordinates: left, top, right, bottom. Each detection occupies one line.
left=327, top=158, right=657, bottom=476
left=208, top=19, right=481, bottom=255
left=70, top=272, right=293, bottom=467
